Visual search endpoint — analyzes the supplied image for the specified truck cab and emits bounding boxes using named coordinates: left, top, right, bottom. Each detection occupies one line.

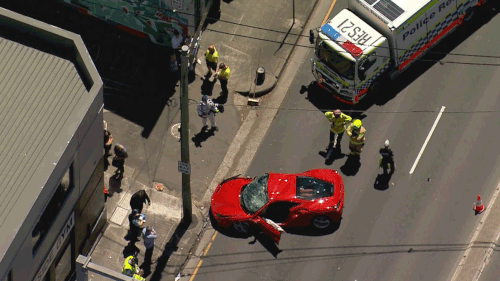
left=312, top=9, right=390, bottom=104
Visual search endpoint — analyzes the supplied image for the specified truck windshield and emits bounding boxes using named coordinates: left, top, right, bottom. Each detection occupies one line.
left=316, top=40, right=355, bottom=80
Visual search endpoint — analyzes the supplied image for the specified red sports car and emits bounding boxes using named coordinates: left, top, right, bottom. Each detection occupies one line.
left=210, top=169, right=344, bottom=244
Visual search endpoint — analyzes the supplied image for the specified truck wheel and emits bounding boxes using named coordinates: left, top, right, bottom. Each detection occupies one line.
left=463, top=8, right=474, bottom=22
left=369, top=80, right=381, bottom=94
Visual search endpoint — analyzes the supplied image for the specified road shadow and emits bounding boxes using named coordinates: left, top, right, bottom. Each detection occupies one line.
left=122, top=242, right=140, bottom=259
left=104, top=93, right=172, bottom=139
left=148, top=220, right=190, bottom=281
left=301, top=1, right=500, bottom=112
left=319, top=148, right=346, bottom=165
left=201, top=77, right=216, bottom=96
left=106, top=175, right=123, bottom=197
left=340, top=155, right=361, bottom=176
left=192, top=127, right=217, bottom=147
left=374, top=173, right=393, bottom=191
left=248, top=233, right=283, bottom=258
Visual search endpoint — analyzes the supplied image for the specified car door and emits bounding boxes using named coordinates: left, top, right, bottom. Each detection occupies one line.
left=252, top=216, right=283, bottom=244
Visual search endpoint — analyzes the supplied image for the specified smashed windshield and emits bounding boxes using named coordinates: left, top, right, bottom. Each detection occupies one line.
left=240, top=174, right=269, bottom=214
left=316, top=40, right=355, bottom=80
left=296, top=177, right=333, bottom=200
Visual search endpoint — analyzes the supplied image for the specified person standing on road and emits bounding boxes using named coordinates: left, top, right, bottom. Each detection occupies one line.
left=205, top=45, right=218, bottom=76
left=324, top=109, right=352, bottom=153
left=142, top=226, right=158, bottom=265
left=197, top=95, right=219, bottom=131
left=346, top=119, right=366, bottom=156
left=214, top=63, right=230, bottom=95
left=130, top=190, right=151, bottom=213
left=379, top=140, right=395, bottom=174
left=113, top=144, right=128, bottom=177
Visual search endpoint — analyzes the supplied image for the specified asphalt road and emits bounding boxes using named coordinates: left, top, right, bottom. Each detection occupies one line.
left=477, top=249, right=500, bottom=280
left=194, top=2, right=500, bottom=281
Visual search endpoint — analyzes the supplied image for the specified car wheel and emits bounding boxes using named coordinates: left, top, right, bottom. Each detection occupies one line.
left=232, top=221, right=251, bottom=234
left=311, top=215, right=333, bottom=229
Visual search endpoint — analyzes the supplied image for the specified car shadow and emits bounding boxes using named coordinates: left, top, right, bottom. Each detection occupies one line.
left=284, top=219, right=341, bottom=237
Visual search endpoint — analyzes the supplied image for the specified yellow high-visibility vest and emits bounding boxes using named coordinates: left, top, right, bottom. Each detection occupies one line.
left=346, top=125, right=366, bottom=145
left=217, top=67, right=230, bottom=80
left=325, top=111, right=352, bottom=134
left=205, top=48, right=219, bottom=63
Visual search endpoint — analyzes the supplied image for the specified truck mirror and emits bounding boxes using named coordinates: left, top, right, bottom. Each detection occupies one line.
left=309, top=30, right=315, bottom=44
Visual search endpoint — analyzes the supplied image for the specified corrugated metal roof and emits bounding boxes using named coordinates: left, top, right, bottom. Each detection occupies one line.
left=0, top=37, right=87, bottom=226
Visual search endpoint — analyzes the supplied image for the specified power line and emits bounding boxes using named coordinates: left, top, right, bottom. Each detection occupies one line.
left=73, top=0, right=500, bottom=61
left=203, top=27, right=500, bottom=67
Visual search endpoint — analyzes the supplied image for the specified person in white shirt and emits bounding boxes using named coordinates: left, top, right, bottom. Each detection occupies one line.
left=171, top=29, right=183, bottom=51
left=196, top=95, right=219, bottom=131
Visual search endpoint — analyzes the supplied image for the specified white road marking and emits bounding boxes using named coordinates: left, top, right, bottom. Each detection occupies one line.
left=409, top=106, right=446, bottom=174
left=450, top=180, right=500, bottom=281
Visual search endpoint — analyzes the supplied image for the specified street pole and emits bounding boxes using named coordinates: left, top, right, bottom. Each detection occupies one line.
left=180, top=45, right=192, bottom=225
left=292, top=0, right=295, bottom=25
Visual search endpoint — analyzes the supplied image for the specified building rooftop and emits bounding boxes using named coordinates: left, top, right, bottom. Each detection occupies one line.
left=0, top=6, right=102, bottom=267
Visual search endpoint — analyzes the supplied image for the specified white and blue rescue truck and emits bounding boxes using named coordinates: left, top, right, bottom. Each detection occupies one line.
left=312, top=0, right=488, bottom=104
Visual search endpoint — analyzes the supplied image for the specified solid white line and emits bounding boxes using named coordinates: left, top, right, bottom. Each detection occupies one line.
left=409, top=106, right=446, bottom=174
left=449, top=181, right=500, bottom=281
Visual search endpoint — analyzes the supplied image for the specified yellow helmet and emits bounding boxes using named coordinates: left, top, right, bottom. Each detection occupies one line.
left=352, top=119, right=362, bottom=130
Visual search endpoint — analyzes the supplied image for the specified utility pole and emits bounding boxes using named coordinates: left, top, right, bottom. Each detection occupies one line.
left=179, top=45, right=192, bottom=225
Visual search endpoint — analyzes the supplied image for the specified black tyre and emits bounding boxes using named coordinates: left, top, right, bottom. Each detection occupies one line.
left=463, top=8, right=475, bottom=22
left=232, top=221, right=252, bottom=234
left=311, top=215, right=333, bottom=230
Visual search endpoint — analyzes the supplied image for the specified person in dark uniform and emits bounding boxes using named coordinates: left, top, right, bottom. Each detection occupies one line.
left=379, top=140, right=395, bottom=175
left=130, top=190, right=151, bottom=213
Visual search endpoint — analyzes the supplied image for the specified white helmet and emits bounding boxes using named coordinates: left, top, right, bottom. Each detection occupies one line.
left=384, top=140, right=390, bottom=147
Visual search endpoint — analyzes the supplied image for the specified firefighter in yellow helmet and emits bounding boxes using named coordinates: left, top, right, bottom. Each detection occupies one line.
left=324, top=109, right=352, bottom=152
left=346, top=119, right=366, bottom=156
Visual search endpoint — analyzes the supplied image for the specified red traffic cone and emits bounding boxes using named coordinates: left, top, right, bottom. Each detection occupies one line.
left=473, top=194, right=485, bottom=214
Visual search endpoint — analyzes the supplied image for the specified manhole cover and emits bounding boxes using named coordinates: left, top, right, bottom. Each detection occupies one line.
left=171, top=123, right=190, bottom=139
left=171, top=123, right=181, bottom=139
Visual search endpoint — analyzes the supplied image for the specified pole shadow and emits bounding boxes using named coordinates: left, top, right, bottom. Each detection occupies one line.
left=148, top=221, right=190, bottom=281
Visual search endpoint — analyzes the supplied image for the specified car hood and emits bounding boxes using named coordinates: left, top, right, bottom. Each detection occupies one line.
left=211, top=178, right=251, bottom=217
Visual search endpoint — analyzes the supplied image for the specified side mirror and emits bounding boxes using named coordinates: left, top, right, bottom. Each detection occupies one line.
left=309, top=29, right=315, bottom=44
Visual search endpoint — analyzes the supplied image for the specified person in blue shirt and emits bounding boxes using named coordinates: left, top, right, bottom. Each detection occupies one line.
left=142, top=226, right=158, bottom=264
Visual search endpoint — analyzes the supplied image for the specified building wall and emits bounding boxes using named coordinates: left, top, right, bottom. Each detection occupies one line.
left=6, top=105, right=104, bottom=281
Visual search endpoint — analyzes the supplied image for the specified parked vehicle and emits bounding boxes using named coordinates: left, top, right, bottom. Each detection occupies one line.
left=210, top=169, right=345, bottom=244
left=312, top=0, right=488, bottom=104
